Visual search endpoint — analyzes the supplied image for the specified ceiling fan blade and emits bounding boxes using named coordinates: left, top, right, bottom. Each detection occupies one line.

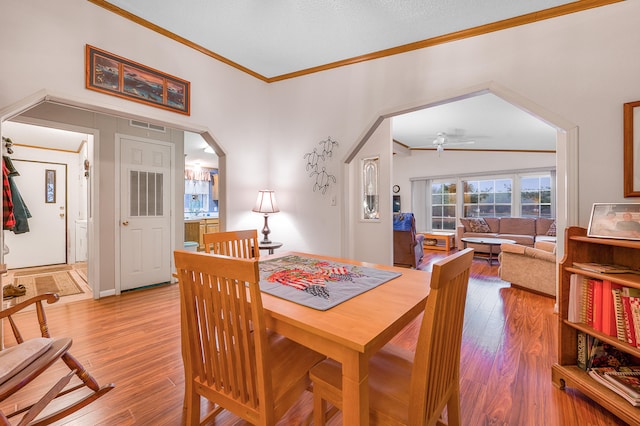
left=445, top=140, right=476, bottom=146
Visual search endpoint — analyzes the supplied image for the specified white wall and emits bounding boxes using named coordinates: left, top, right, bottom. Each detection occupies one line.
left=268, top=1, right=640, bottom=260
left=0, top=0, right=270, bottom=293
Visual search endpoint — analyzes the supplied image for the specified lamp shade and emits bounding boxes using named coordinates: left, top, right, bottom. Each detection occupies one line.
left=252, top=190, right=279, bottom=214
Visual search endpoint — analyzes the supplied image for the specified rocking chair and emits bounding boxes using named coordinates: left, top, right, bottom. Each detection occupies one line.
left=0, top=293, right=114, bottom=425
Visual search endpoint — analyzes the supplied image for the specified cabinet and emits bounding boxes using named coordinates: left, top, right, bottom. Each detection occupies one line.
left=184, top=221, right=200, bottom=245
left=198, top=218, right=219, bottom=250
left=552, top=226, right=640, bottom=425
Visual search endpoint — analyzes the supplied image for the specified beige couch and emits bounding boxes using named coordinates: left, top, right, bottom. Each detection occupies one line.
left=456, top=217, right=556, bottom=254
left=498, top=241, right=557, bottom=296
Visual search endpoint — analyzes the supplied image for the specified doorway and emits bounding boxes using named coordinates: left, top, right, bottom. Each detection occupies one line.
left=3, top=160, right=67, bottom=268
left=0, top=93, right=227, bottom=299
left=343, top=82, right=578, bottom=275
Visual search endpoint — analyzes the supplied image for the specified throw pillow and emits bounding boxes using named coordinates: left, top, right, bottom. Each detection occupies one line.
left=467, top=218, right=491, bottom=233
left=547, top=220, right=557, bottom=236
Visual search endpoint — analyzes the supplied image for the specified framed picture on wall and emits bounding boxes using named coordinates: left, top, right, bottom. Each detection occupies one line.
left=85, top=45, right=190, bottom=115
left=393, top=195, right=401, bottom=213
left=587, top=203, right=640, bottom=240
left=624, top=100, right=640, bottom=196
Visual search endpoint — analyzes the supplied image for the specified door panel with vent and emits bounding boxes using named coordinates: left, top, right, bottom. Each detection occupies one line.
left=119, top=136, right=171, bottom=291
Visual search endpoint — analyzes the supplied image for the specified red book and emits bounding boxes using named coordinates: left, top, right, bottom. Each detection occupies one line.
left=590, top=279, right=603, bottom=332
left=601, top=280, right=623, bottom=337
left=621, top=288, right=640, bottom=347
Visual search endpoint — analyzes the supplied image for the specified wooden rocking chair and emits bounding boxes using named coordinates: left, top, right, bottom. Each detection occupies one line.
left=0, top=293, right=114, bottom=425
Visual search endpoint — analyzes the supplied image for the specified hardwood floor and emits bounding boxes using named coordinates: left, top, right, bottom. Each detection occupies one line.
left=1, top=250, right=629, bottom=425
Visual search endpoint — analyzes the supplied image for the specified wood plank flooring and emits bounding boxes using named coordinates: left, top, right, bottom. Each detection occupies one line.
left=1, top=251, right=629, bottom=425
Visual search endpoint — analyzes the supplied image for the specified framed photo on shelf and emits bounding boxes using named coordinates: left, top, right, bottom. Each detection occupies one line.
left=587, top=203, right=640, bottom=240
left=624, top=100, right=640, bottom=196
left=85, top=44, right=190, bottom=115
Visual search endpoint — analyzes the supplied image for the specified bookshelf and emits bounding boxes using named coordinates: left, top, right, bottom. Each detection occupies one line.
left=552, top=226, right=640, bottom=425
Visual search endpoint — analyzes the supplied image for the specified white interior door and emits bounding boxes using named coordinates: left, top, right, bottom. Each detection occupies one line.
left=4, top=161, right=67, bottom=269
left=119, top=136, right=171, bottom=291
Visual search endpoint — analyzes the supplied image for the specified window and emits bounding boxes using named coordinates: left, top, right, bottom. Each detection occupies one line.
left=431, top=181, right=457, bottom=230
left=412, top=168, right=555, bottom=232
left=463, top=178, right=512, bottom=218
left=520, top=175, right=552, bottom=217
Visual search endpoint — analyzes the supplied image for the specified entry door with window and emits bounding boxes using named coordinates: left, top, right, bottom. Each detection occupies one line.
left=119, top=137, right=171, bottom=292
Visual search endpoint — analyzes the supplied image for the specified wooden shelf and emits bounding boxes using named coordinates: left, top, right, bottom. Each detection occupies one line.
left=557, top=226, right=640, bottom=425
left=552, top=364, right=640, bottom=426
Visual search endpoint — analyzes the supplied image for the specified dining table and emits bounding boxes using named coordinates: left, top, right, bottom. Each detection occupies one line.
left=259, top=251, right=431, bottom=426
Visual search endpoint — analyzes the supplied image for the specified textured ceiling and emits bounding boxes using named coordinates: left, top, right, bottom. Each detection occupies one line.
left=99, top=0, right=586, bottom=80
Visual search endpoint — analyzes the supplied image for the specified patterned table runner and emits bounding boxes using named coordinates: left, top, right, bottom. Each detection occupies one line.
left=259, top=254, right=402, bottom=311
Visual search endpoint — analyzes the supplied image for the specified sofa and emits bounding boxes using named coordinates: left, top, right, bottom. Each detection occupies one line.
left=498, top=240, right=557, bottom=296
left=393, top=213, right=424, bottom=268
left=456, top=217, right=556, bottom=254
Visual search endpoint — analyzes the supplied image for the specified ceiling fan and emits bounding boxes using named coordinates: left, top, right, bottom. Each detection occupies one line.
left=432, top=131, right=476, bottom=153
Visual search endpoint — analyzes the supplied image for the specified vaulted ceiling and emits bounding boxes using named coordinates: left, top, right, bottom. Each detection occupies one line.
left=8, top=1, right=620, bottom=155
left=87, top=1, right=619, bottom=153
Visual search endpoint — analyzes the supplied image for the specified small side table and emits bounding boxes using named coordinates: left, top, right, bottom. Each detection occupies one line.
left=420, top=232, right=455, bottom=252
left=258, top=241, right=283, bottom=255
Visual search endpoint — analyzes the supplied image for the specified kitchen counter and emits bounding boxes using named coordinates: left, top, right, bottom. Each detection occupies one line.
left=184, top=213, right=219, bottom=221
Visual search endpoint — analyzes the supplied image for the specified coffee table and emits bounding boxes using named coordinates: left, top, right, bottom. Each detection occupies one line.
left=460, top=237, right=516, bottom=264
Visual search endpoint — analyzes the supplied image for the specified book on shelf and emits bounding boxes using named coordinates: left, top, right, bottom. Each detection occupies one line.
left=586, top=278, right=595, bottom=328
left=631, top=296, right=640, bottom=349
left=589, top=367, right=640, bottom=407
left=572, top=262, right=640, bottom=274
left=577, top=331, right=598, bottom=370
left=603, top=367, right=640, bottom=399
left=587, top=339, right=634, bottom=370
left=602, top=280, right=623, bottom=337
left=591, top=279, right=604, bottom=332
left=621, top=288, right=640, bottom=347
left=612, top=288, right=627, bottom=342
left=568, top=274, right=583, bottom=323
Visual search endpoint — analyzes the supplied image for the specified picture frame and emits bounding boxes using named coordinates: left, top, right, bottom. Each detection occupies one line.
left=587, top=203, right=640, bottom=240
left=45, top=169, right=56, bottom=203
left=624, top=100, right=640, bottom=196
left=85, top=45, right=190, bottom=115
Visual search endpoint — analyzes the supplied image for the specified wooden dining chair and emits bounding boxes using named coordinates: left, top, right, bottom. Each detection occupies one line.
left=0, top=293, right=114, bottom=425
left=202, top=229, right=260, bottom=259
left=309, top=248, right=474, bottom=426
left=174, top=250, right=325, bottom=425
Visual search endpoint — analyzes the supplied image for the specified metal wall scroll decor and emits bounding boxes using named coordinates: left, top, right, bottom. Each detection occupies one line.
left=303, top=137, right=339, bottom=194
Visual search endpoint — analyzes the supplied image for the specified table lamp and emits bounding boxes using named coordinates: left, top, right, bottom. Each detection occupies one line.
left=253, top=190, right=279, bottom=243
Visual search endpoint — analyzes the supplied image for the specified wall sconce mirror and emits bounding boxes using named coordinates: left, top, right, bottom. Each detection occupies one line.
left=362, top=157, right=379, bottom=220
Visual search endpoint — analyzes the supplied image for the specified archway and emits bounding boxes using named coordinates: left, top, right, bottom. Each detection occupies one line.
left=0, top=91, right=227, bottom=298
left=343, top=82, right=577, bottom=280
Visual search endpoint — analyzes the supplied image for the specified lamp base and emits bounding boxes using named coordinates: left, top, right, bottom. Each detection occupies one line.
left=261, top=214, right=272, bottom=244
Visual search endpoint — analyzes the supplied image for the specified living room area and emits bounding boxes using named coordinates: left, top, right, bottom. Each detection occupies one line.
left=390, top=89, right=558, bottom=297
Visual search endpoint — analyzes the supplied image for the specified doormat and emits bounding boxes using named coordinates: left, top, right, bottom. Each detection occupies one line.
left=12, top=265, right=73, bottom=277
left=9, top=271, right=84, bottom=304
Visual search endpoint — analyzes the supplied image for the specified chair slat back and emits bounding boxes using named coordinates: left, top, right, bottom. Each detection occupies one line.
left=174, top=250, right=272, bottom=420
left=408, top=248, right=473, bottom=425
left=203, top=229, right=260, bottom=259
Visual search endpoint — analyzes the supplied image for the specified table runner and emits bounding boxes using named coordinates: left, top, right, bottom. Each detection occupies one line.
left=259, top=254, right=401, bottom=310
